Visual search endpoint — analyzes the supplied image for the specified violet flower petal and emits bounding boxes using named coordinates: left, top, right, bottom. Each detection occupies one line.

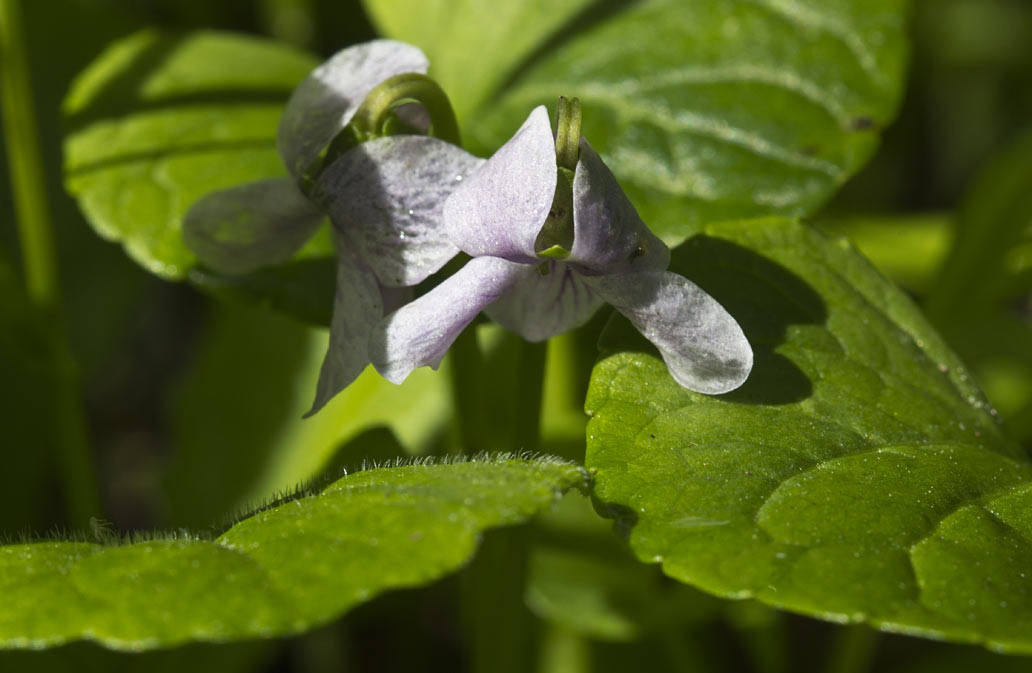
left=569, top=139, right=669, bottom=275
left=484, top=262, right=604, bottom=342
left=307, top=245, right=384, bottom=416
left=444, top=106, right=556, bottom=264
left=277, top=40, right=429, bottom=180
left=313, top=135, right=482, bottom=287
left=370, top=256, right=532, bottom=383
left=182, top=178, right=324, bottom=274
left=585, top=271, right=753, bottom=394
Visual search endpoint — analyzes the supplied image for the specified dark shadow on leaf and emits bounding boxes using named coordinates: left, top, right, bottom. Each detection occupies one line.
left=188, top=256, right=336, bottom=327
left=599, top=234, right=827, bottom=405
left=590, top=499, right=639, bottom=542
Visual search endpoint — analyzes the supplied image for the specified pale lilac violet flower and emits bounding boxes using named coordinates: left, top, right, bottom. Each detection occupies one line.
left=183, top=40, right=481, bottom=414
left=370, top=106, right=753, bottom=394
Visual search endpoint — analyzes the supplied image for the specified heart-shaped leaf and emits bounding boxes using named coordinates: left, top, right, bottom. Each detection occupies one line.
left=586, top=217, right=1032, bottom=653
left=368, top=0, right=909, bottom=240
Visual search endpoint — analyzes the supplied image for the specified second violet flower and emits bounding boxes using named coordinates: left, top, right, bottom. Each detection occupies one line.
left=371, top=101, right=753, bottom=395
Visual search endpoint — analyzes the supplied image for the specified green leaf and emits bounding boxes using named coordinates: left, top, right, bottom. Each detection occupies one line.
left=62, top=30, right=335, bottom=322
left=0, top=457, right=585, bottom=650
left=361, top=0, right=595, bottom=123
left=586, top=217, right=1032, bottom=652
left=455, top=0, right=910, bottom=241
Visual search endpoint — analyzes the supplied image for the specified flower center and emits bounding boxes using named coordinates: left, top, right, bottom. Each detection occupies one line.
left=534, top=96, right=582, bottom=261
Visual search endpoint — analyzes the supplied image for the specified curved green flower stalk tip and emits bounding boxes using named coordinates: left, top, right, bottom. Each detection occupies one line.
left=307, top=71, right=462, bottom=189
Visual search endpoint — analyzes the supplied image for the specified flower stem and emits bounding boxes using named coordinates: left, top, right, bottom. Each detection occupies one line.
left=537, top=624, right=590, bottom=673
left=461, top=524, right=535, bottom=673
left=510, top=339, right=547, bottom=452
left=0, top=0, right=102, bottom=527
left=0, top=0, right=56, bottom=312
left=825, top=625, right=878, bottom=673
left=448, top=326, right=489, bottom=454
left=453, top=332, right=549, bottom=673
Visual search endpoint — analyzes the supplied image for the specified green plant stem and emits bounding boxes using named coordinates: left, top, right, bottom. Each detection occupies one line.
left=454, top=333, right=549, bottom=673
left=0, top=0, right=102, bottom=526
left=0, top=0, right=55, bottom=312
left=511, top=339, right=547, bottom=452
left=537, top=623, right=590, bottom=673
left=825, top=625, right=878, bottom=673
left=448, top=327, right=489, bottom=454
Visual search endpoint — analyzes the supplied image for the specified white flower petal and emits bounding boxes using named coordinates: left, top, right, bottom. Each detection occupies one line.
left=313, top=135, right=481, bottom=287
left=370, top=256, right=532, bottom=383
left=586, top=271, right=753, bottom=394
left=485, top=262, right=604, bottom=342
left=570, top=139, right=669, bottom=275
left=277, top=40, right=429, bottom=179
left=444, top=106, right=556, bottom=263
left=182, top=178, right=323, bottom=274
left=306, top=248, right=384, bottom=416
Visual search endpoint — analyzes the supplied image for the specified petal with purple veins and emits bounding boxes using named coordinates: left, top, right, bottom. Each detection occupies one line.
left=306, top=247, right=384, bottom=416
left=277, top=40, right=429, bottom=180
left=485, top=262, right=604, bottom=342
left=444, top=106, right=556, bottom=263
left=370, top=256, right=532, bottom=384
left=182, top=178, right=324, bottom=274
left=585, top=271, right=752, bottom=394
left=313, top=135, right=481, bottom=287
left=569, top=139, right=669, bottom=275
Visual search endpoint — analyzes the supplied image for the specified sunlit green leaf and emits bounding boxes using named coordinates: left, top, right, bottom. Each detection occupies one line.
left=377, top=0, right=909, bottom=240
left=62, top=30, right=336, bottom=323
left=587, top=217, right=1032, bottom=653
left=0, top=458, right=585, bottom=650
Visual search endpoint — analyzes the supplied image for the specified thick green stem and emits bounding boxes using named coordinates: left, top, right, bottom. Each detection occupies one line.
left=448, top=326, right=489, bottom=454
left=825, top=625, right=878, bottom=673
left=0, top=0, right=55, bottom=312
left=537, top=624, right=590, bottom=673
left=454, top=332, right=549, bottom=673
left=0, top=0, right=102, bottom=526
left=461, top=525, right=535, bottom=673
left=510, top=339, right=547, bottom=453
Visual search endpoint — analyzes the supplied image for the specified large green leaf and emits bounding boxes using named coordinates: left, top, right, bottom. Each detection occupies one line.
left=0, top=457, right=584, bottom=650
left=64, top=30, right=315, bottom=278
left=368, top=0, right=909, bottom=240
left=362, top=0, right=594, bottom=122
left=62, top=30, right=336, bottom=322
left=586, top=217, right=1032, bottom=652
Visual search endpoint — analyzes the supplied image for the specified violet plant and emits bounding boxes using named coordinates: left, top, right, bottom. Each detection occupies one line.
left=2, top=1, right=1032, bottom=672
